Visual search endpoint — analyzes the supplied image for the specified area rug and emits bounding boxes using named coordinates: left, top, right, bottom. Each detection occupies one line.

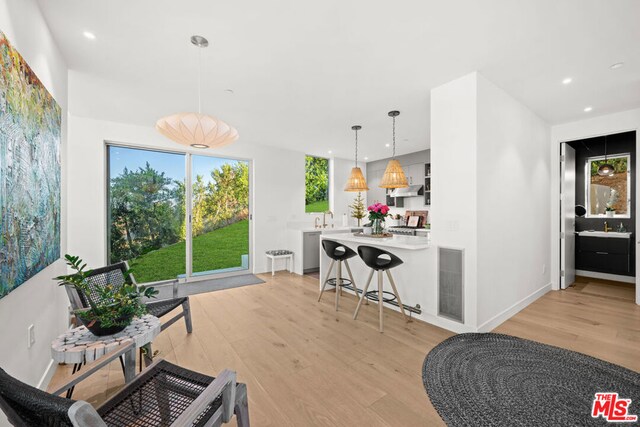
left=422, top=333, right=640, bottom=426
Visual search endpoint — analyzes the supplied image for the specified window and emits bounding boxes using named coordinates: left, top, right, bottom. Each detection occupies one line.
left=305, top=155, right=330, bottom=213
left=586, top=154, right=630, bottom=217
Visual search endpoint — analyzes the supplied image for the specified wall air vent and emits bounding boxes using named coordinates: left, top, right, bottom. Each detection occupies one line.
left=438, top=247, right=464, bottom=323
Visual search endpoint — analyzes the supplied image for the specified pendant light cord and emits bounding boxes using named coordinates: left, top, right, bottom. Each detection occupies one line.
left=197, top=45, right=202, bottom=114
left=354, top=127, right=358, bottom=167
left=392, top=115, right=396, bottom=158
left=604, top=136, right=607, bottom=162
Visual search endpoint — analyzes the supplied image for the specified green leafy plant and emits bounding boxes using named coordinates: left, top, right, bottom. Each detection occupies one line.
left=55, top=254, right=158, bottom=329
left=349, top=193, right=367, bottom=226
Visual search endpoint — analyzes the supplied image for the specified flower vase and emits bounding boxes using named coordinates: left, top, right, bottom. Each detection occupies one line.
left=372, top=219, right=384, bottom=235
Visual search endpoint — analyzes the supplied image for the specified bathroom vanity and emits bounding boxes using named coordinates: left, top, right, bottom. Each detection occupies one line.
left=576, top=231, right=633, bottom=276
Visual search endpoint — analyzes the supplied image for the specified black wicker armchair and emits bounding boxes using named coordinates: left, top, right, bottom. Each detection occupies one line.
left=64, top=261, right=193, bottom=335
left=0, top=343, right=250, bottom=427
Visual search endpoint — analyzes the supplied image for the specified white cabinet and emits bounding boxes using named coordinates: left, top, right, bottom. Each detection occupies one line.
left=367, top=169, right=386, bottom=206
left=303, top=231, right=321, bottom=273
left=406, top=163, right=423, bottom=186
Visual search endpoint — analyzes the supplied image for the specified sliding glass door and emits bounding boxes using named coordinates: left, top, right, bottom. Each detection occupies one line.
left=190, top=155, right=250, bottom=276
left=107, top=145, right=250, bottom=284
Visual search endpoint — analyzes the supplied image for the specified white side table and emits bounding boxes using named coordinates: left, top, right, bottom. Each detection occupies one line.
left=51, top=314, right=161, bottom=397
left=265, top=250, right=294, bottom=276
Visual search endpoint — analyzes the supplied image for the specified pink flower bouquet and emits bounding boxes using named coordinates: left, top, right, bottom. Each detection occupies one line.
left=367, top=202, right=391, bottom=221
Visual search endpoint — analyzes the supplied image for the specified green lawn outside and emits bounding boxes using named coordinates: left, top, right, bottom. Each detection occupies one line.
left=129, top=220, right=249, bottom=283
left=305, top=199, right=329, bottom=213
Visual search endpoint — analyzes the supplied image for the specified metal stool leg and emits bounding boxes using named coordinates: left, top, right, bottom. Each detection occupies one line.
left=318, top=259, right=335, bottom=302
left=354, top=269, right=374, bottom=319
left=378, top=270, right=384, bottom=332
left=386, top=270, right=410, bottom=322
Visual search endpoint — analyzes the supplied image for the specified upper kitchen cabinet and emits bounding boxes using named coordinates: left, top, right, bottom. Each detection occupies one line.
left=367, top=168, right=386, bottom=206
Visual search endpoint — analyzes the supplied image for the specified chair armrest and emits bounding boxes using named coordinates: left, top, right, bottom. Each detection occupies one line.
left=170, top=369, right=237, bottom=426
left=50, top=342, right=136, bottom=396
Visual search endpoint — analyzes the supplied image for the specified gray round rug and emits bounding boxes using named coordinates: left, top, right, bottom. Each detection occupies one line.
left=423, top=333, right=640, bottom=426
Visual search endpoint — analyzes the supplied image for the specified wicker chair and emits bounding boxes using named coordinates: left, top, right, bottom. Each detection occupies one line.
left=0, top=344, right=250, bottom=427
left=64, top=261, right=193, bottom=336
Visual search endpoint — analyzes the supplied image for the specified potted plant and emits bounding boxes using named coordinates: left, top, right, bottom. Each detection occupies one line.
left=367, top=202, right=391, bottom=235
left=605, top=206, right=615, bottom=217
left=55, top=255, right=157, bottom=336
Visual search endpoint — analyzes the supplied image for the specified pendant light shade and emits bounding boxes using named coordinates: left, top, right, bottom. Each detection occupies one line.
left=345, top=125, right=369, bottom=192
left=597, top=135, right=614, bottom=176
left=156, top=113, right=239, bottom=149
left=379, top=111, right=408, bottom=189
left=156, top=35, right=238, bottom=149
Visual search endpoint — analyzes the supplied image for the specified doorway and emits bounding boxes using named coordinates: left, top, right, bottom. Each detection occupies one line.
left=107, top=144, right=251, bottom=284
left=559, top=131, right=637, bottom=300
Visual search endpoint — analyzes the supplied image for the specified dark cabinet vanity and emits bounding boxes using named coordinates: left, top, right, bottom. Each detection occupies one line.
left=576, top=232, right=633, bottom=276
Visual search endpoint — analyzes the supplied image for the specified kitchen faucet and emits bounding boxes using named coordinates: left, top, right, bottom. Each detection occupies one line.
left=314, top=217, right=321, bottom=229
left=323, top=211, right=333, bottom=228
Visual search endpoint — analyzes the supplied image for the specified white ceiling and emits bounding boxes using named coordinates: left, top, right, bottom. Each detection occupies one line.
left=38, top=0, right=640, bottom=161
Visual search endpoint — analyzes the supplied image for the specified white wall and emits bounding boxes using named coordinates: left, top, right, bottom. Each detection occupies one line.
left=430, top=72, right=551, bottom=330
left=430, top=73, right=479, bottom=328
left=67, top=115, right=358, bottom=275
left=550, top=107, right=640, bottom=303
left=0, top=0, right=69, bottom=408
left=475, top=74, right=551, bottom=329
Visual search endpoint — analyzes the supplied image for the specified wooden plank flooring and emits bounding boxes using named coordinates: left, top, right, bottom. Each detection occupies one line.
left=49, top=274, right=639, bottom=426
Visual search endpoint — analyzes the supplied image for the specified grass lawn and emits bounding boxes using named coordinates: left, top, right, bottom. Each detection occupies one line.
left=305, top=199, right=329, bottom=213
left=129, top=220, right=249, bottom=283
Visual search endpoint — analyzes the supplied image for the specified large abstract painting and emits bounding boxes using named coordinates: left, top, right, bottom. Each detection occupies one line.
left=0, top=31, right=61, bottom=298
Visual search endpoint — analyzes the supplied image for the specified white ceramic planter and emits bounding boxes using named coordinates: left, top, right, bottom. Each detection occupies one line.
left=606, top=210, right=615, bottom=217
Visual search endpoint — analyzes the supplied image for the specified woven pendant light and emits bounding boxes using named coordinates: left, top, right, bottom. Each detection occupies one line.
left=156, top=35, right=239, bottom=149
left=379, top=110, right=408, bottom=189
left=344, top=125, right=369, bottom=192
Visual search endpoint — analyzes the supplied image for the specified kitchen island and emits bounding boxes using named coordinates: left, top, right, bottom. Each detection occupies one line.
left=319, top=233, right=447, bottom=329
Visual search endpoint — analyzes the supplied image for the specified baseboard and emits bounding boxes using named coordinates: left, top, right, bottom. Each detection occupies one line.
left=477, top=282, right=552, bottom=333
left=37, top=359, right=56, bottom=391
left=575, top=270, right=635, bottom=284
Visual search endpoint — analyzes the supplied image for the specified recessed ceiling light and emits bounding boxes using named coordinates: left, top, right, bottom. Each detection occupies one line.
left=562, top=77, right=572, bottom=85
left=385, top=143, right=390, bottom=148
left=83, top=31, right=96, bottom=40
left=224, top=89, right=234, bottom=94
left=584, top=106, right=593, bottom=112
left=610, top=62, right=624, bottom=70
left=364, top=157, right=369, bottom=160
left=328, top=150, right=332, bottom=154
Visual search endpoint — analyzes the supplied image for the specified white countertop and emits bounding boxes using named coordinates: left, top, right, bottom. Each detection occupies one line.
left=320, top=233, right=430, bottom=250
left=291, top=226, right=358, bottom=233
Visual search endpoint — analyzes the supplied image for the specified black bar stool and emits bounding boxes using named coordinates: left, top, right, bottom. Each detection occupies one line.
left=353, top=245, right=408, bottom=332
left=318, top=240, right=359, bottom=311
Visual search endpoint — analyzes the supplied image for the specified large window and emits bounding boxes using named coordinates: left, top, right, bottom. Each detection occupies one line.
left=586, top=154, right=631, bottom=217
left=305, top=155, right=330, bottom=213
left=107, top=145, right=250, bottom=283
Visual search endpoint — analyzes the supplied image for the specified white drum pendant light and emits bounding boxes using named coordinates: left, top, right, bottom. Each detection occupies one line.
left=344, top=125, right=369, bottom=192
left=379, top=110, right=408, bottom=189
left=156, top=36, right=239, bottom=149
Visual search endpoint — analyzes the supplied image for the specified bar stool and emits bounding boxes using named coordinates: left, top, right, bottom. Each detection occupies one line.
left=318, top=240, right=359, bottom=311
left=353, top=245, right=408, bottom=332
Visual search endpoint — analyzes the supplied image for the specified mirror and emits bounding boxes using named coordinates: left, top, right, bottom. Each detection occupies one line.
left=586, top=154, right=631, bottom=217
left=575, top=205, right=586, bottom=217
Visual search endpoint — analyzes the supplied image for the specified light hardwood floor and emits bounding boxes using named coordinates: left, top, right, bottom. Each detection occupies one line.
left=49, top=274, right=640, bottom=426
